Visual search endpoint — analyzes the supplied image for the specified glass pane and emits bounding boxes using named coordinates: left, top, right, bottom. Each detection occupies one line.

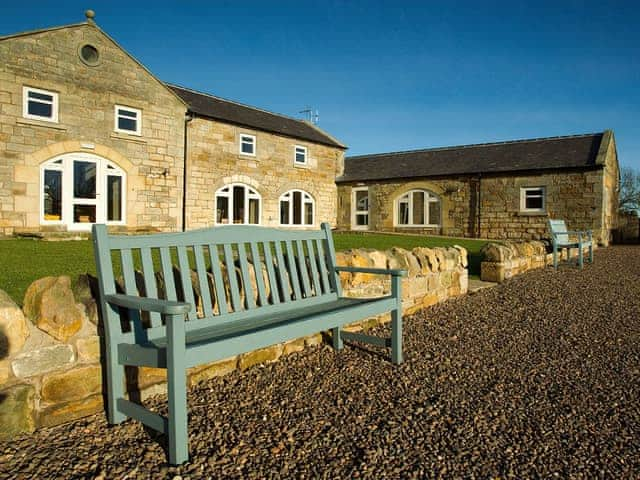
left=73, top=161, right=96, bottom=199
left=248, top=198, right=259, bottom=224
left=107, top=176, right=122, bottom=221
left=304, top=202, right=313, bottom=225
left=118, top=117, right=137, bottom=132
left=241, top=139, right=254, bottom=154
left=356, top=214, right=368, bottom=226
left=428, top=201, right=441, bottom=225
left=355, top=190, right=368, bottom=211
left=233, top=185, right=245, bottom=223
left=118, top=109, right=137, bottom=119
left=526, top=195, right=543, bottom=209
left=74, top=205, right=96, bottom=223
left=43, top=170, right=62, bottom=220
left=412, top=191, right=425, bottom=225
left=28, top=91, right=53, bottom=102
left=216, top=196, right=229, bottom=224
left=28, top=101, right=52, bottom=118
left=293, top=191, right=302, bottom=225
left=295, top=150, right=306, bottom=163
left=399, top=202, right=409, bottom=225
left=280, top=200, right=290, bottom=225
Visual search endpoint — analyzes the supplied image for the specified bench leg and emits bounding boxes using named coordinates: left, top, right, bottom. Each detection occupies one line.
left=578, top=240, right=584, bottom=269
left=105, top=306, right=126, bottom=424
left=167, top=314, right=189, bottom=465
left=589, top=244, right=594, bottom=263
left=332, top=326, right=343, bottom=351
left=553, top=245, right=558, bottom=270
left=391, top=275, right=403, bottom=364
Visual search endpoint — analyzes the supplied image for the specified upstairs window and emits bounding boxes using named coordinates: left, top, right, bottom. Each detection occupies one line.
left=239, top=134, right=256, bottom=156
left=520, top=187, right=546, bottom=213
left=280, top=190, right=314, bottom=226
left=23, top=87, right=58, bottom=122
left=395, top=189, right=441, bottom=227
left=114, top=105, right=141, bottom=135
left=294, top=145, right=308, bottom=165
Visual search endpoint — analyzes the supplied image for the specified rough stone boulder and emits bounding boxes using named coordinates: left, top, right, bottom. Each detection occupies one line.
left=72, top=274, right=99, bottom=326
left=411, top=247, right=438, bottom=275
left=481, top=243, right=515, bottom=263
left=386, top=247, right=421, bottom=277
left=0, top=289, right=30, bottom=357
left=453, top=245, right=469, bottom=268
left=23, top=276, right=86, bottom=342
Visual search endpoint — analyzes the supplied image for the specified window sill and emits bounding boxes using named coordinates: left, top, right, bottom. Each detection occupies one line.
left=17, top=118, right=67, bottom=131
left=518, top=211, right=547, bottom=216
left=293, top=162, right=311, bottom=169
left=110, top=132, right=147, bottom=144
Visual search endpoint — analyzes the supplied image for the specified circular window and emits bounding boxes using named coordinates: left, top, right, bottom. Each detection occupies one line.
left=79, top=44, right=100, bottom=66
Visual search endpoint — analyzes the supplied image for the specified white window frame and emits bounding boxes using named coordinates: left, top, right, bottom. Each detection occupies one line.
left=39, top=152, right=126, bottom=231
left=520, top=186, right=546, bottom=213
left=294, top=145, right=308, bottom=165
left=239, top=134, right=256, bottom=157
left=279, top=189, right=315, bottom=227
left=23, top=86, right=59, bottom=123
left=394, top=189, right=441, bottom=227
left=351, top=187, right=369, bottom=230
left=215, top=183, right=261, bottom=225
left=114, top=105, right=142, bottom=136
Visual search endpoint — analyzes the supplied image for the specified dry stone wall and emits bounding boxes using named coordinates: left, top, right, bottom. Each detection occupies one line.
left=0, top=246, right=467, bottom=439
left=480, top=240, right=597, bottom=283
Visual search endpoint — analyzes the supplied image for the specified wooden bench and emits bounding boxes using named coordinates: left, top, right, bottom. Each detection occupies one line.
left=548, top=219, right=594, bottom=269
left=92, top=223, right=406, bottom=465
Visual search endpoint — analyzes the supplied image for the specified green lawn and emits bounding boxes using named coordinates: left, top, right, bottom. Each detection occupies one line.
left=0, top=233, right=489, bottom=305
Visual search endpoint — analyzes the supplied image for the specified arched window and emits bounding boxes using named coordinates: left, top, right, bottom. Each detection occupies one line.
left=279, top=190, right=314, bottom=226
left=40, top=153, right=125, bottom=230
left=215, top=183, right=261, bottom=225
left=395, top=189, right=440, bottom=226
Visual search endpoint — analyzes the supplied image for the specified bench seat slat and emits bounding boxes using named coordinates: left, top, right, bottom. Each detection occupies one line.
left=284, top=240, right=302, bottom=300
left=261, top=241, right=281, bottom=304
left=273, top=241, right=291, bottom=303
left=295, top=240, right=312, bottom=298
left=237, top=243, right=256, bottom=309
left=193, top=244, right=214, bottom=317
left=249, top=242, right=269, bottom=306
left=176, top=246, right=197, bottom=321
left=306, top=239, right=321, bottom=296
left=207, top=244, right=228, bottom=315
left=223, top=244, right=242, bottom=312
left=160, top=247, right=178, bottom=302
left=315, top=238, right=331, bottom=294
left=140, top=247, right=162, bottom=328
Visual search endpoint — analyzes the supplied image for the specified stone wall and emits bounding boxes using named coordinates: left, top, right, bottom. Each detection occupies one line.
left=615, top=211, right=640, bottom=244
left=185, top=117, right=344, bottom=230
left=0, top=23, right=187, bottom=235
left=0, top=246, right=467, bottom=439
left=480, top=241, right=597, bottom=283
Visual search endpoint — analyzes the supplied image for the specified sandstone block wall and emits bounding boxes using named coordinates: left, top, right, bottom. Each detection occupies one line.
left=480, top=240, right=597, bottom=283
left=0, top=23, right=186, bottom=235
left=185, top=117, right=344, bottom=230
left=0, top=246, right=467, bottom=439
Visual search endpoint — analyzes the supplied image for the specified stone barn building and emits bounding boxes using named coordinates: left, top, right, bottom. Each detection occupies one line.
left=0, top=12, right=345, bottom=236
left=337, top=131, right=619, bottom=245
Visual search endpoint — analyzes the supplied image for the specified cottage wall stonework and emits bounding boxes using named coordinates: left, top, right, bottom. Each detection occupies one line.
left=185, top=117, right=344, bottom=229
left=0, top=24, right=187, bottom=235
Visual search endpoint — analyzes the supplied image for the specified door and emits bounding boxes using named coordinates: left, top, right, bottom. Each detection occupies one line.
left=351, top=187, right=369, bottom=230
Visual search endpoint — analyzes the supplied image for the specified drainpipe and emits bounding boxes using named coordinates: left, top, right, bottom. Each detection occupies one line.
left=182, top=112, right=194, bottom=231
left=476, top=173, right=482, bottom=238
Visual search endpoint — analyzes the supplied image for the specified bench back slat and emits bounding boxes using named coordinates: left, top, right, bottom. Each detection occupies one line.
left=548, top=219, right=570, bottom=245
left=92, top=223, right=340, bottom=344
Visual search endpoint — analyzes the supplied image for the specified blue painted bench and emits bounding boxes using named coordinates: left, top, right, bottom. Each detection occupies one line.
left=548, top=219, right=594, bottom=269
left=92, top=223, right=406, bottom=465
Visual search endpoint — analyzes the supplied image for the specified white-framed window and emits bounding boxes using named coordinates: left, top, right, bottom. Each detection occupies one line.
left=395, top=189, right=441, bottom=227
left=239, top=134, right=256, bottom=156
left=279, top=189, right=314, bottom=226
left=520, top=187, right=546, bottom=213
left=351, top=187, right=369, bottom=230
left=114, top=105, right=141, bottom=135
left=23, top=86, right=58, bottom=123
left=40, top=153, right=126, bottom=230
left=294, top=145, right=308, bottom=165
left=215, top=183, right=261, bottom=224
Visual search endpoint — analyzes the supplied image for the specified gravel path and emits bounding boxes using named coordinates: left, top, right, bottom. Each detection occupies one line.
left=1, top=246, right=639, bottom=479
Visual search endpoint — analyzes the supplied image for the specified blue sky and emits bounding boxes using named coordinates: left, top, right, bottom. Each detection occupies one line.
left=2, top=1, right=639, bottom=168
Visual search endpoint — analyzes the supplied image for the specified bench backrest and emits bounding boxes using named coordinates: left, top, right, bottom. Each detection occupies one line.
left=92, top=223, right=341, bottom=344
left=548, top=219, right=569, bottom=245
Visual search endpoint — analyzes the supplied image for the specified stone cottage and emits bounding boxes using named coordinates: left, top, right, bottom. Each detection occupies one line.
left=0, top=12, right=345, bottom=236
left=337, top=131, right=619, bottom=245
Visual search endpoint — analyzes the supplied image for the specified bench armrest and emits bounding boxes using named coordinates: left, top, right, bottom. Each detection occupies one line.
left=105, top=294, right=192, bottom=315
left=333, top=266, right=408, bottom=277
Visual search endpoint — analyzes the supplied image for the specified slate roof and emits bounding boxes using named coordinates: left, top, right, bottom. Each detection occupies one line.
left=168, top=84, right=346, bottom=149
left=338, top=133, right=605, bottom=183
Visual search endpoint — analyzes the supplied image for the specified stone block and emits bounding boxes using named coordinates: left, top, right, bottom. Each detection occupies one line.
left=39, top=394, right=103, bottom=428
left=23, top=276, right=86, bottom=342
left=41, top=365, right=102, bottom=403
left=0, top=360, right=10, bottom=384
left=188, top=357, right=237, bottom=385
left=76, top=335, right=101, bottom=363
left=304, top=333, right=323, bottom=347
left=72, top=274, right=99, bottom=325
left=239, top=344, right=283, bottom=371
left=11, top=344, right=74, bottom=378
left=0, top=384, right=36, bottom=440
left=128, top=366, right=167, bottom=390
left=0, top=289, right=30, bottom=356
left=283, top=338, right=306, bottom=356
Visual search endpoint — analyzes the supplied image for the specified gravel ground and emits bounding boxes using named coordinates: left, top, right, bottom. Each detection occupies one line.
left=1, top=246, right=639, bottom=479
